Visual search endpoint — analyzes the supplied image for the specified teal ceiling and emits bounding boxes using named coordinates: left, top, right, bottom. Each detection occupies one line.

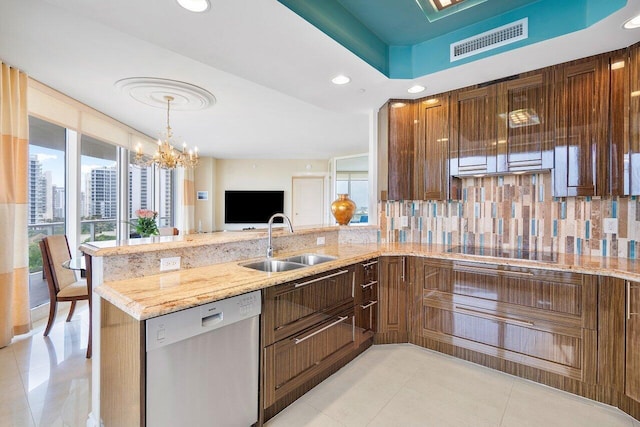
left=277, top=0, right=627, bottom=79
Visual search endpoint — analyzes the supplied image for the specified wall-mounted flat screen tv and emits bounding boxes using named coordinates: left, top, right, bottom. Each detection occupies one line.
left=224, top=190, right=284, bottom=224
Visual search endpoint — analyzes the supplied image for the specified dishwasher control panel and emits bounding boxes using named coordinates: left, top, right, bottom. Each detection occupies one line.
left=146, top=290, right=261, bottom=352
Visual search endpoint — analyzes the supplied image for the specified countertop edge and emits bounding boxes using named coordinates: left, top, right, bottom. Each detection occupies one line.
left=94, top=244, right=640, bottom=321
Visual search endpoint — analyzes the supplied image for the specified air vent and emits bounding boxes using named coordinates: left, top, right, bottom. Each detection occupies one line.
left=450, top=18, right=528, bottom=62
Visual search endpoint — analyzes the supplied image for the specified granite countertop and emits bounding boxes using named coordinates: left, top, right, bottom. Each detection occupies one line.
left=94, top=242, right=640, bottom=321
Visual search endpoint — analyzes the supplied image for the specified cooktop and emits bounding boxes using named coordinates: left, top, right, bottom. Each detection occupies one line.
left=447, top=246, right=557, bottom=263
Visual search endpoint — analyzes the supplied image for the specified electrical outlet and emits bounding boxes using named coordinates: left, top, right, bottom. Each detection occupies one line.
left=603, top=218, right=618, bottom=234
left=316, top=236, right=325, bottom=245
left=401, top=216, right=409, bottom=227
left=160, top=256, right=181, bottom=271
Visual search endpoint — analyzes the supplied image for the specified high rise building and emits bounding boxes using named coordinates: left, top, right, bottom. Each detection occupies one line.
left=129, top=165, right=151, bottom=217
left=28, top=155, right=47, bottom=224
left=88, top=166, right=117, bottom=219
left=52, top=185, right=65, bottom=220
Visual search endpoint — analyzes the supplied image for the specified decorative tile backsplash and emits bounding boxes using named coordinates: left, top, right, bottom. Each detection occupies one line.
left=378, top=173, right=640, bottom=259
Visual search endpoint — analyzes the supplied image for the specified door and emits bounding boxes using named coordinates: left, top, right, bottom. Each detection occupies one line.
left=450, top=86, right=497, bottom=176
left=554, top=57, right=609, bottom=196
left=377, top=256, right=408, bottom=343
left=291, top=176, right=325, bottom=226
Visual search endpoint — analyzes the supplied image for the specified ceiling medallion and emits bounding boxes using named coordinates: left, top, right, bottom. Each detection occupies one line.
left=115, top=77, right=216, bottom=110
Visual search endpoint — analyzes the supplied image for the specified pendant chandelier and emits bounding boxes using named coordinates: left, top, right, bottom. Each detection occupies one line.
left=135, top=95, right=198, bottom=169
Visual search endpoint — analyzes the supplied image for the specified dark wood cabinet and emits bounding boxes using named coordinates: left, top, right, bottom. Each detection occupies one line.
left=629, top=43, right=640, bottom=195
left=496, top=70, right=554, bottom=172
left=355, top=259, right=378, bottom=345
left=378, top=101, right=415, bottom=201
left=415, top=96, right=452, bottom=200
left=554, top=56, right=609, bottom=197
left=376, top=256, right=408, bottom=343
left=450, top=86, right=497, bottom=176
left=412, top=258, right=597, bottom=382
left=261, top=263, right=371, bottom=421
left=263, top=307, right=356, bottom=408
left=626, top=280, right=640, bottom=402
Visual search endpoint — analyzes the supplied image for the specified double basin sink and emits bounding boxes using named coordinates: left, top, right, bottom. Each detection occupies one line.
left=241, top=253, right=337, bottom=272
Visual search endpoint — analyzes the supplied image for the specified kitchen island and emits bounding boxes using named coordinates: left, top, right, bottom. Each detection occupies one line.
left=81, top=225, right=640, bottom=426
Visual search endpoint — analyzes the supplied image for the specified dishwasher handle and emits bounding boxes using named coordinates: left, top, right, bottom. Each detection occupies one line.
left=202, top=312, right=223, bottom=327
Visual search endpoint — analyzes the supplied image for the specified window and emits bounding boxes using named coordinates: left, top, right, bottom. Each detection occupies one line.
left=128, top=152, right=153, bottom=235
left=81, top=135, right=118, bottom=242
left=158, top=168, right=174, bottom=227
left=335, top=155, right=369, bottom=223
left=27, top=117, right=67, bottom=308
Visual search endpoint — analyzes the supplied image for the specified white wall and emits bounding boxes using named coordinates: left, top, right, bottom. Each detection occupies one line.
left=194, top=157, right=216, bottom=233
left=215, top=159, right=329, bottom=230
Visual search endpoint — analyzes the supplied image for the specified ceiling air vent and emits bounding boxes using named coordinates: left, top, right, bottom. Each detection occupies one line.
left=450, top=18, right=528, bottom=62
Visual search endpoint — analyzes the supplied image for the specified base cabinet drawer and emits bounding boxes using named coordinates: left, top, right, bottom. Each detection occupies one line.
left=419, top=304, right=596, bottom=382
left=413, top=258, right=597, bottom=383
left=263, top=267, right=355, bottom=346
left=263, top=308, right=356, bottom=407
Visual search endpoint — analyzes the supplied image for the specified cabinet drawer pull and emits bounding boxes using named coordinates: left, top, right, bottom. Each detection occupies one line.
left=294, top=270, right=349, bottom=288
left=402, top=257, right=406, bottom=281
left=627, top=282, right=640, bottom=320
left=454, top=263, right=533, bottom=277
left=293, top=316, right=348, bottom=344
left=362, top=260, right=378, bottom=267
left=360, top=300, right=378, bottom=310
left=361, top=281, right=377, bottom=289
left=454, top=305, right=534, bottom=327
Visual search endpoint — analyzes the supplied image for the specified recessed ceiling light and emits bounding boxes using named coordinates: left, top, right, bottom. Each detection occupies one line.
left=408, top=85, right=426, bottom=94
left=623, top=14, right=640, bottom=29
left=176, top=0, right=210, bottom=13
left=331, top=75, right=351, bottom=85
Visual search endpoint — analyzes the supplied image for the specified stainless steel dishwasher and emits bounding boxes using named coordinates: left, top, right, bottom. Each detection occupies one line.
left=145, top=290, right=261, bottom=427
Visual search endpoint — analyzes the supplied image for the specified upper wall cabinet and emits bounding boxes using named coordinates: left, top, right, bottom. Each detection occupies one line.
left=415, top=96, right=451, bottom=200
left=553, top=56, right=609, bottom=197
left=629, top=43, right=640, bottom=195
left=496, top=70, right=554, bottom=173
left=378, top=101, right=415, bottom=201
left=450, top=86, right=497, bottom=176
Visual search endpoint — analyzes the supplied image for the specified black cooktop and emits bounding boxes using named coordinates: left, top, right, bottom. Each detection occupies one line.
left=447, top=246, right=557, bottom=263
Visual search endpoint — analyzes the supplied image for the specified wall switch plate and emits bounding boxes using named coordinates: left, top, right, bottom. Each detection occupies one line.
left=603, top=218, right=618, bottom=234
left=160, top=256, right=181, bottom=271
left=316, top=237, right=325, bottom=245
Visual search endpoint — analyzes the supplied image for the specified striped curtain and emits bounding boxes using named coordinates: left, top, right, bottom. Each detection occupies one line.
left=175, top=167, right=195, bottom=234
left=0, top=62, right=30, bottom=347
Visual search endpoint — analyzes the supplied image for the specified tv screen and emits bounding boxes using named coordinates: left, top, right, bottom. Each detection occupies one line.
left=225, top=190, right=285, bottom=224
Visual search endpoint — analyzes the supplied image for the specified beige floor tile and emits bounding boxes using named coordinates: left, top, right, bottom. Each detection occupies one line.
left=501, top=379, right=635, bottom=427
left=299, top=346, right=424, bottom=427
left=369, top=355, right=513, bottom=427
left=265, top=400, right=344, bottom=427
left=0, top=393, right=35, bottom=427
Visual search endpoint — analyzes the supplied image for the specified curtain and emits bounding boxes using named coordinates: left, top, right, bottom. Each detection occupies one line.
left=0, top=62, right=30, bottom=347
left=175, top=167, right=195, bottom=234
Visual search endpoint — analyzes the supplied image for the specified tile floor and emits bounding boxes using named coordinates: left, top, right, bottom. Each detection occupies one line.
left=0, top=301, right=91, bottom=427
left=267, top=344, right=640, bottom=427
left=3, top=307, right=640, bottom=427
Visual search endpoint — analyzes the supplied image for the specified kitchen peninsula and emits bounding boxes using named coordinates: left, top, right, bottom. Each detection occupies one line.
left=81, top=225, right=640, bottom=426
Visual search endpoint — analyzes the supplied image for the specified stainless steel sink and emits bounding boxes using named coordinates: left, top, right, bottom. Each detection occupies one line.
left=241, top=259, right=306, bottom=272
left=280, top=254, right=337, bottom=266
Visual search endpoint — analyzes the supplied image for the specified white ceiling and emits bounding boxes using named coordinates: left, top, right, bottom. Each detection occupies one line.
left=1, top=0, right=639, bottom=159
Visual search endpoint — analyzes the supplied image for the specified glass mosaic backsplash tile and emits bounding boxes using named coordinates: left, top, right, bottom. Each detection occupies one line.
left=378, top=173, right=640, bottom=259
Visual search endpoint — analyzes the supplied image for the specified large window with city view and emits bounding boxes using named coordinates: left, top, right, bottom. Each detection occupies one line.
left=335, top=155, right=369, bottom=223
left=27, top=117, right=175, bottom=309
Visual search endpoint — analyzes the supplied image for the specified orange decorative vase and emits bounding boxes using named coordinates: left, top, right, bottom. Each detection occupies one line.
left=331, top=194, right=356, bottom=225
